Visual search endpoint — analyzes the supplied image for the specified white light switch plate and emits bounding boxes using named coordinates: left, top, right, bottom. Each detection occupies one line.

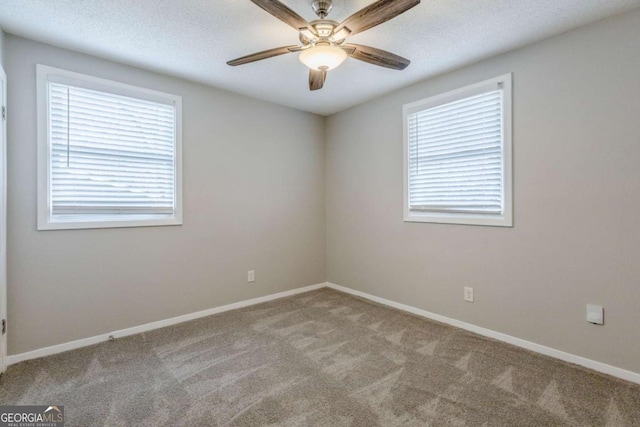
left=586, top=304, right=604, bottom=325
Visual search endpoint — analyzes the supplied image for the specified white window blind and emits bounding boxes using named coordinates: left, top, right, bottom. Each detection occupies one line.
left=403, top=74, right=512, bottom=226
left=48, top=82, right=176, bottom=217
left=408, top=88, right=503, bottom=214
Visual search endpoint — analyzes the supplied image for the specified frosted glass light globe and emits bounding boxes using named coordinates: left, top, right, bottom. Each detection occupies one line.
left=299, top=44, right=348, bottom=71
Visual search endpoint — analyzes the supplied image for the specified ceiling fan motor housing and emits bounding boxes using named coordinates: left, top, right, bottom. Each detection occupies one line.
left=312, top=0, right=333, bottom=18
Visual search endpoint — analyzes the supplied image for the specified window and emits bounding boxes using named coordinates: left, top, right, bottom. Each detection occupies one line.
left=403, top=74, right=512, bottom=227
left=37, top=65, right=182, bottom=230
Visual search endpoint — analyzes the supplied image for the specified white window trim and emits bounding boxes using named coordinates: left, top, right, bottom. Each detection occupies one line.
left=36, top=65, right=183, bottom=230
left=403, top=73, right=513, bottom=227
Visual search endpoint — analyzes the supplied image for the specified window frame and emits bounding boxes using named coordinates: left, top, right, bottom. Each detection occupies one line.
left=36, top=65, right=183, bottom=231
left=403, top=73, right=513, bottom=227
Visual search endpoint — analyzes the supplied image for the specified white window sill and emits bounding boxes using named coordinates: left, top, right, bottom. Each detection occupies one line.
left=37, top=214, right=182, bottom=231
left=404, top=211, right=512, bottom=227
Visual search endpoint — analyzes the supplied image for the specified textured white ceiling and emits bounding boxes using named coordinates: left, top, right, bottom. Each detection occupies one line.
left=0, top=0, right=639, bottom=115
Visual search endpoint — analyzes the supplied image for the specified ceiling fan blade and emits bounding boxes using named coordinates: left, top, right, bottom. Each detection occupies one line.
left=344, top=44, right=410, bottom=70
left=334, top=0, right=420, bottom=36
left=250, top=0, right=316, bottom=35
left=227, top=45, right=298, bottom=66
left=309, top=69, right=327, bottom=91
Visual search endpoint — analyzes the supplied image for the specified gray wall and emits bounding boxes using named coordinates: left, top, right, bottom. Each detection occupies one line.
left=326, top=9, right=640, bottom=373
left=6, top=36, right=326, bottom=355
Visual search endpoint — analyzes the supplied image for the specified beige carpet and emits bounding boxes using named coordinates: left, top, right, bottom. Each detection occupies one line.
left=1, top=288, right=639, bottom=426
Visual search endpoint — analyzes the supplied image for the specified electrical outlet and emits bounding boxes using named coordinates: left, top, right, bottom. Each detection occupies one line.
left=464, top=287, right=474, bottom=302
left=248, top=270, right=255, bottom=283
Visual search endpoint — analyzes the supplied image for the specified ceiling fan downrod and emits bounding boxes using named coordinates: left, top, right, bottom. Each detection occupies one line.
left=312, top=0, right=333, bottom=18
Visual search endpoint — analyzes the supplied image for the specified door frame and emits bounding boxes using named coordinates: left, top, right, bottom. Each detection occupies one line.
left=0, top=64, right=7, bottom=373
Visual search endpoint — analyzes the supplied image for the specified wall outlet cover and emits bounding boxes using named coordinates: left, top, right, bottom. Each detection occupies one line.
left=464, top=287, right=474, bottom=302
left=586, top=304, right=604, bottom=325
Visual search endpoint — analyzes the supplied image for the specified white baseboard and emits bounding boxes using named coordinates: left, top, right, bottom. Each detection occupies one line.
left=8, top=281, right=640, bottom=386
left=6, top=282, right=327, bottom=366
left=326, top=282, right=640, bottom=385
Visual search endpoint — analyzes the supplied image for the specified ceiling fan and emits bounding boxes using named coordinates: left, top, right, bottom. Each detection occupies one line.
left=227, top=0, right=421, bottom=91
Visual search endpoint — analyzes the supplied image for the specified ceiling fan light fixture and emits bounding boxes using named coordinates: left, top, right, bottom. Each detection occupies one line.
left=227, top=0, right=420, bottom=90
left=299, top=44, right=347, bottom=71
